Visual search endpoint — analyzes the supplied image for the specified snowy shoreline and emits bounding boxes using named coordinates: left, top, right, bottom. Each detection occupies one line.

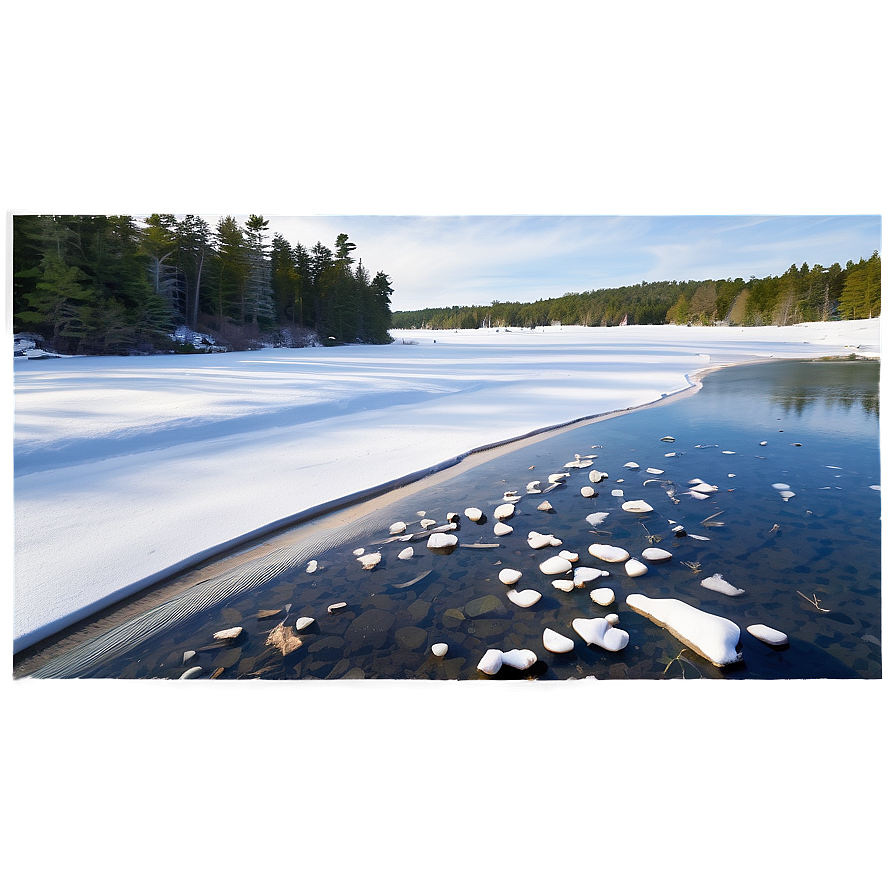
left=12, top=320, right=880, bottom=654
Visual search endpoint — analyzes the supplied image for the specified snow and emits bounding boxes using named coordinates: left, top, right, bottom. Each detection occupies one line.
left=12, top=319, right=880, bottom=653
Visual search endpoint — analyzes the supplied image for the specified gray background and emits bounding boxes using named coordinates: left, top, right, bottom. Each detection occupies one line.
left=0, top=0, right=896, bottom=894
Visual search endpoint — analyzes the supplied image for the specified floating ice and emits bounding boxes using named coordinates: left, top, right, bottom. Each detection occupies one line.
left=642, top=547, right=672, bottom=562
left=779, top=491, right=795, bottom=501
left=552, top=580, right=575, bottom=593
left=624, top=461, right=640, bottom=469
left=494, top=503, right=515, bottom=520
left=548, top=473, right=569, bottom=484
left=431, top=643, right=449, bottom=657
left=590, top=587, right=615, bottom=606
left=464, top=507, right=484, bottom=522
left=526, top=480, right=542, bottom=493
left=389, top=522, right=406, bottom=535
left=700, top=573, right=745, bottom=596
left=528, top=531, right=562, bottom=549
left=327, top=602, right=347, bottom=614
left=573, top=566, right=609, bottom=587
left=477, top=648, right=537, bottom=674
left=747, top=624, right=788, bottom=646
left=295, top=617, right=315, bottom=632
left=690, top=482, right=718, bottom=494
left=622, top=500, right=654, bottom=513
left=306, top=560, right=319, bottom=573
left=213, top=626, right=242, bottom=640
left=494, top=522, right=513, bottom=536
left=398, top=547, right=414, bottom=560
left=543, top=628, right=575, bottom=653
left=427, top=533, right=458, bottom=550
left=508, top=588, right=543, bottom=607
left=539, top=555, right=573, bottom=575
left=358, top=552, right=382, bottom=569
left=572, top=616, right=629, bottom=651
left=586, top=511, right=610, bottom=527
left=499, top=568, right=523, bottom=585
left=537, top=501, right=553, bottom=512
left=624, top=558, right=648, bottom=577
left=589, top=470, right=608, bottom=483
left=420, top=518, right=437, bottom=529
left=772, top=483, right=790, bottom=490
left=661, top=436, right=676, bottom=442
left=559, top=550, right=579, bottom=562
left=581, top=486, right=595, bottom=498
left=646, top=468, right=664, bottom=475
left=588, top=543, right=630, bottom=563
left=626, top=593, right=742, bottom=666
left=611, top=489, right=624, bottom=497
left=180, top=666, right=203, bottom=679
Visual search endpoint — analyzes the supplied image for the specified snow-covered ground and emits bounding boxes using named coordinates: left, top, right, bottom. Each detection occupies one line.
left=12, top=320, right=880, bottom=653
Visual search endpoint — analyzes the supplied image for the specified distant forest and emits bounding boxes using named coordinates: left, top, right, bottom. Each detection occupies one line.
left=392, top=252, right=881, bottom=330
left=12, top=214, right=394, bottom=354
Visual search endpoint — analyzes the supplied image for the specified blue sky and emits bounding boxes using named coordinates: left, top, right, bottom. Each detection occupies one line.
left=245, top=215, right=881, bottom=312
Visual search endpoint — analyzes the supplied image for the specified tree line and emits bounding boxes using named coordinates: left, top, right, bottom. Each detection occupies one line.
left=12, top=215, right=394, bottom=354
left=391, top=252, right=881, bottom=330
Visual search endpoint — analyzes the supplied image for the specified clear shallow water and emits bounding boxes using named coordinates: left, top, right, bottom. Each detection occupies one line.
left=23, top=360, right=881, bottom=680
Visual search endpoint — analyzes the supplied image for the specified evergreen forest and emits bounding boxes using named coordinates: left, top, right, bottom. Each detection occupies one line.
left=12, top=215, right=394, bottom=354
left=391, top=252, right=881, bottom=331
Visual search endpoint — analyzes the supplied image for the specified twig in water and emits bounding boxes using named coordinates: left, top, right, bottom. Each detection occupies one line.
left=662, top=649, right=704, bottom=679
left=681, top=560, right=702, bottom=573
left=768, top=523, right=780, bottom=534
left=641, top=523, right=663, bottom=544
left=700, top=511, right=725, bottom=528
left=797, top=590, right=830, bottom=613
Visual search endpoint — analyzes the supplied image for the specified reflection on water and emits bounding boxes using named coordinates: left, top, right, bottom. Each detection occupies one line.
left=21, top=360, right=881, bottom=681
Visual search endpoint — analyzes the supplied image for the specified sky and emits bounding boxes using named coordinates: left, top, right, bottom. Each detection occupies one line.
left=214, top=214, right=882, bottom=312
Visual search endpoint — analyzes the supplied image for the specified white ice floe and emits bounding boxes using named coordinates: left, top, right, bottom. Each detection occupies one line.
left=559, top=550, right=579, bottom=562
left=389, top=521, right=407, bottom=535
left=494, top=503, right=515, bottom=520
left=528, top=531, right=562, bottom=549
left=624, top=558, right=648, bottom=577
left=642, top=547, right=672, bottom=562
left=213, top=626, right=242, bottom=640
left=586, top=511, right=610, bottom=527
left=779, top=491, right=795, bottom=501
left=464, top=507, right=484, bottom=521
left=548, top=473, right=569, bottom=484
left=611, top=489, right=624, bottom=497
left=508, top=588, right=543, bottom=607
left=622, top=500, right=654, bottom=513
left=398, top=546, right=414, bottom=560
left=552, top=580, right=575, bottom=593
left=526, top=480, right=542, bottom=493
left=295, top=617, right=315, bottom=632
left=581, top=486, right=595, bottom=498
left=358, top=552, right=382, bottom=569
left=477, top=647, right=537, bottom=674
left=420, top=518, right=437, bottom=529
left=539, top=555, right=573, bottom=575
left=589, top=470, right=608, bottom=483
left=590, top=587, right=615, bottom=606
left=573, top=567, right=609, bottom=587
left=626, top=593, right=742, bottom=666
left=772, top=483, right=790, bottom=490
left=306, top=559, right=319, bottom=573
left=543, top=628, right=575, bottom=653
left=431, top=643, right=449, bottom=657
left=572, top=616, right=629, bottom=651
left=646, top=468, right=664, bottom=475
left=537, top=501, right=553, bottom=512
left=690, top=482, right=718, bottom=494
left=700, top=573, right=745, bottom=596
left=588, top=543, right=630, bottom=563
left=499, top=568, right=523, bottom=585
left=426, top=533, right=458, bottom=550
left=180, top=666, right=203, bottom=679
left=494, top=522, right=514, bottom=536
left=624, top=461, right=640, bottom=469
left=747, top=624, right=788, bottom=646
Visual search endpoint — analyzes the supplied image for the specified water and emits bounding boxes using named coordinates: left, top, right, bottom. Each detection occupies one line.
left=22, top=360, right=881, bottom=680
